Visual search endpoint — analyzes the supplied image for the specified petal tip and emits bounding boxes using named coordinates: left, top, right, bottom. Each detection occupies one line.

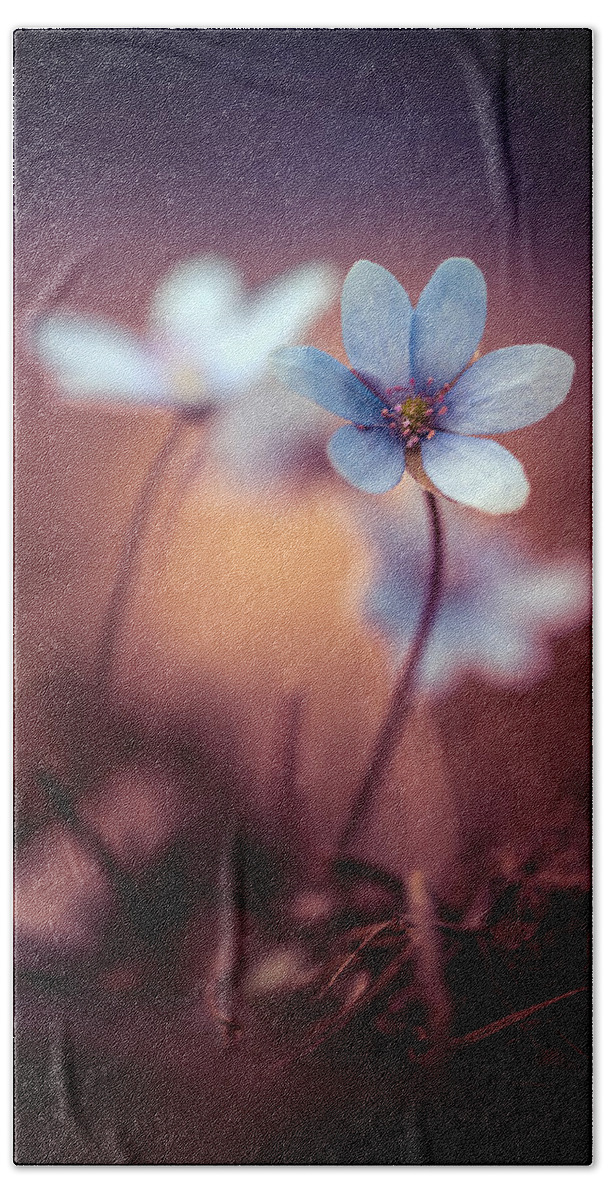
left=484, top=465, right=530, bottom=515
left=432, top=256, right=486, bottom=285
left=342, top=258, right=401, bottom=291
left=561, top=350, right=576, bottom=389
left=345, top=257, right=382, bottom=275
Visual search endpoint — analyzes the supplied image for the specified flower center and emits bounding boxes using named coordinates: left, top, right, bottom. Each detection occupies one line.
left=171, top=363, right=207, bottom=403
left=380, top=381, right=448, bottom=449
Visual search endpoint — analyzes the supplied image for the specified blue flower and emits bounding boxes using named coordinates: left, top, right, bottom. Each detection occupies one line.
left=348, top=486, right=590, bottom=696
left=273, top=259, right=575, bottom=513
left=32, top=256, right=337, bottom=415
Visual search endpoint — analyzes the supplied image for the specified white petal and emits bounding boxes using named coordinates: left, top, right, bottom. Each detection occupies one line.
left=341, top=260, right=412, bottom=392
left=420, top=431, right=529, bottom=514
left=439, top=345, right=576, bottom=434
left=149, top=257, right=242, bottom=346
left=411, top=258, right=486, bottom=393
left=33, top=314, right=166, bottom=400
left=217, top=264, right=339, bottom=390
left=328, top=425, right=405, bottom=493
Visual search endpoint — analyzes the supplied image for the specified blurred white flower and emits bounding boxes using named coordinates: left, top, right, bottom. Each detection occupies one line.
left=33, top=255, right=338, bottom=414
left=349, top=486, right=590, bottom=695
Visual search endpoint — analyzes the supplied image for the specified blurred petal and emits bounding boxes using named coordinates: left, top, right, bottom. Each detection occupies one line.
left=210, top=383, right=335, bottom=488
left=350, top=490, right=589, bottom=697
left=328, top=425, right=405, bottom=492
left=273, top=346, right=384, bottom=424
left=341, top=260, right=412, bottom=391
left=33, top=314, right=166, bottom=400
left=420, top=431, right=529, bottom=513
left=15, top=826, right=111, bottom=957
left=244, top=263, right=338, bottom=350
left=211, top=264, right=338, bottom=391
left=504, top=562, right=591, bottom=628
left=411, top=258, right=487, bottom=393
left=149, top=257, right=242, bottom=345
left=437, top=345, right=575, bottom=433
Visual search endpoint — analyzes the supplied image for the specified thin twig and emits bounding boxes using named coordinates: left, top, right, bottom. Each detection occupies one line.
left=555, top=1032, right=587, bottom=1059
left=451, top=987, right=587, bottom=1047
left=283, top=978, right=587, bottom=1069
left=282, top=941, right=414, bottom=1067
left=318, top=920, right=394, bottom=998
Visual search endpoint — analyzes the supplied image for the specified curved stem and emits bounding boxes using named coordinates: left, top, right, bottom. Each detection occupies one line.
left=337, top=490, right=445, bottom=855
left=96, top=413, right=186, bottom=698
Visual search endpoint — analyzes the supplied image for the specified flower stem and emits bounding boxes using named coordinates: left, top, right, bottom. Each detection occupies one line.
left=211, top=834, right=245, bottom=1044
left=96, top=413, right=186, bottom=699
left=337, top=490, right=445, bottom=855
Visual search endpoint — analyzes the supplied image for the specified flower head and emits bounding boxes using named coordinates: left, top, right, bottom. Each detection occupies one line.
left=32, top=256, right=337, bottom=417
left=274, top=259, right=575, bottom=513
left=349, top=486, right=589, bottom=696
